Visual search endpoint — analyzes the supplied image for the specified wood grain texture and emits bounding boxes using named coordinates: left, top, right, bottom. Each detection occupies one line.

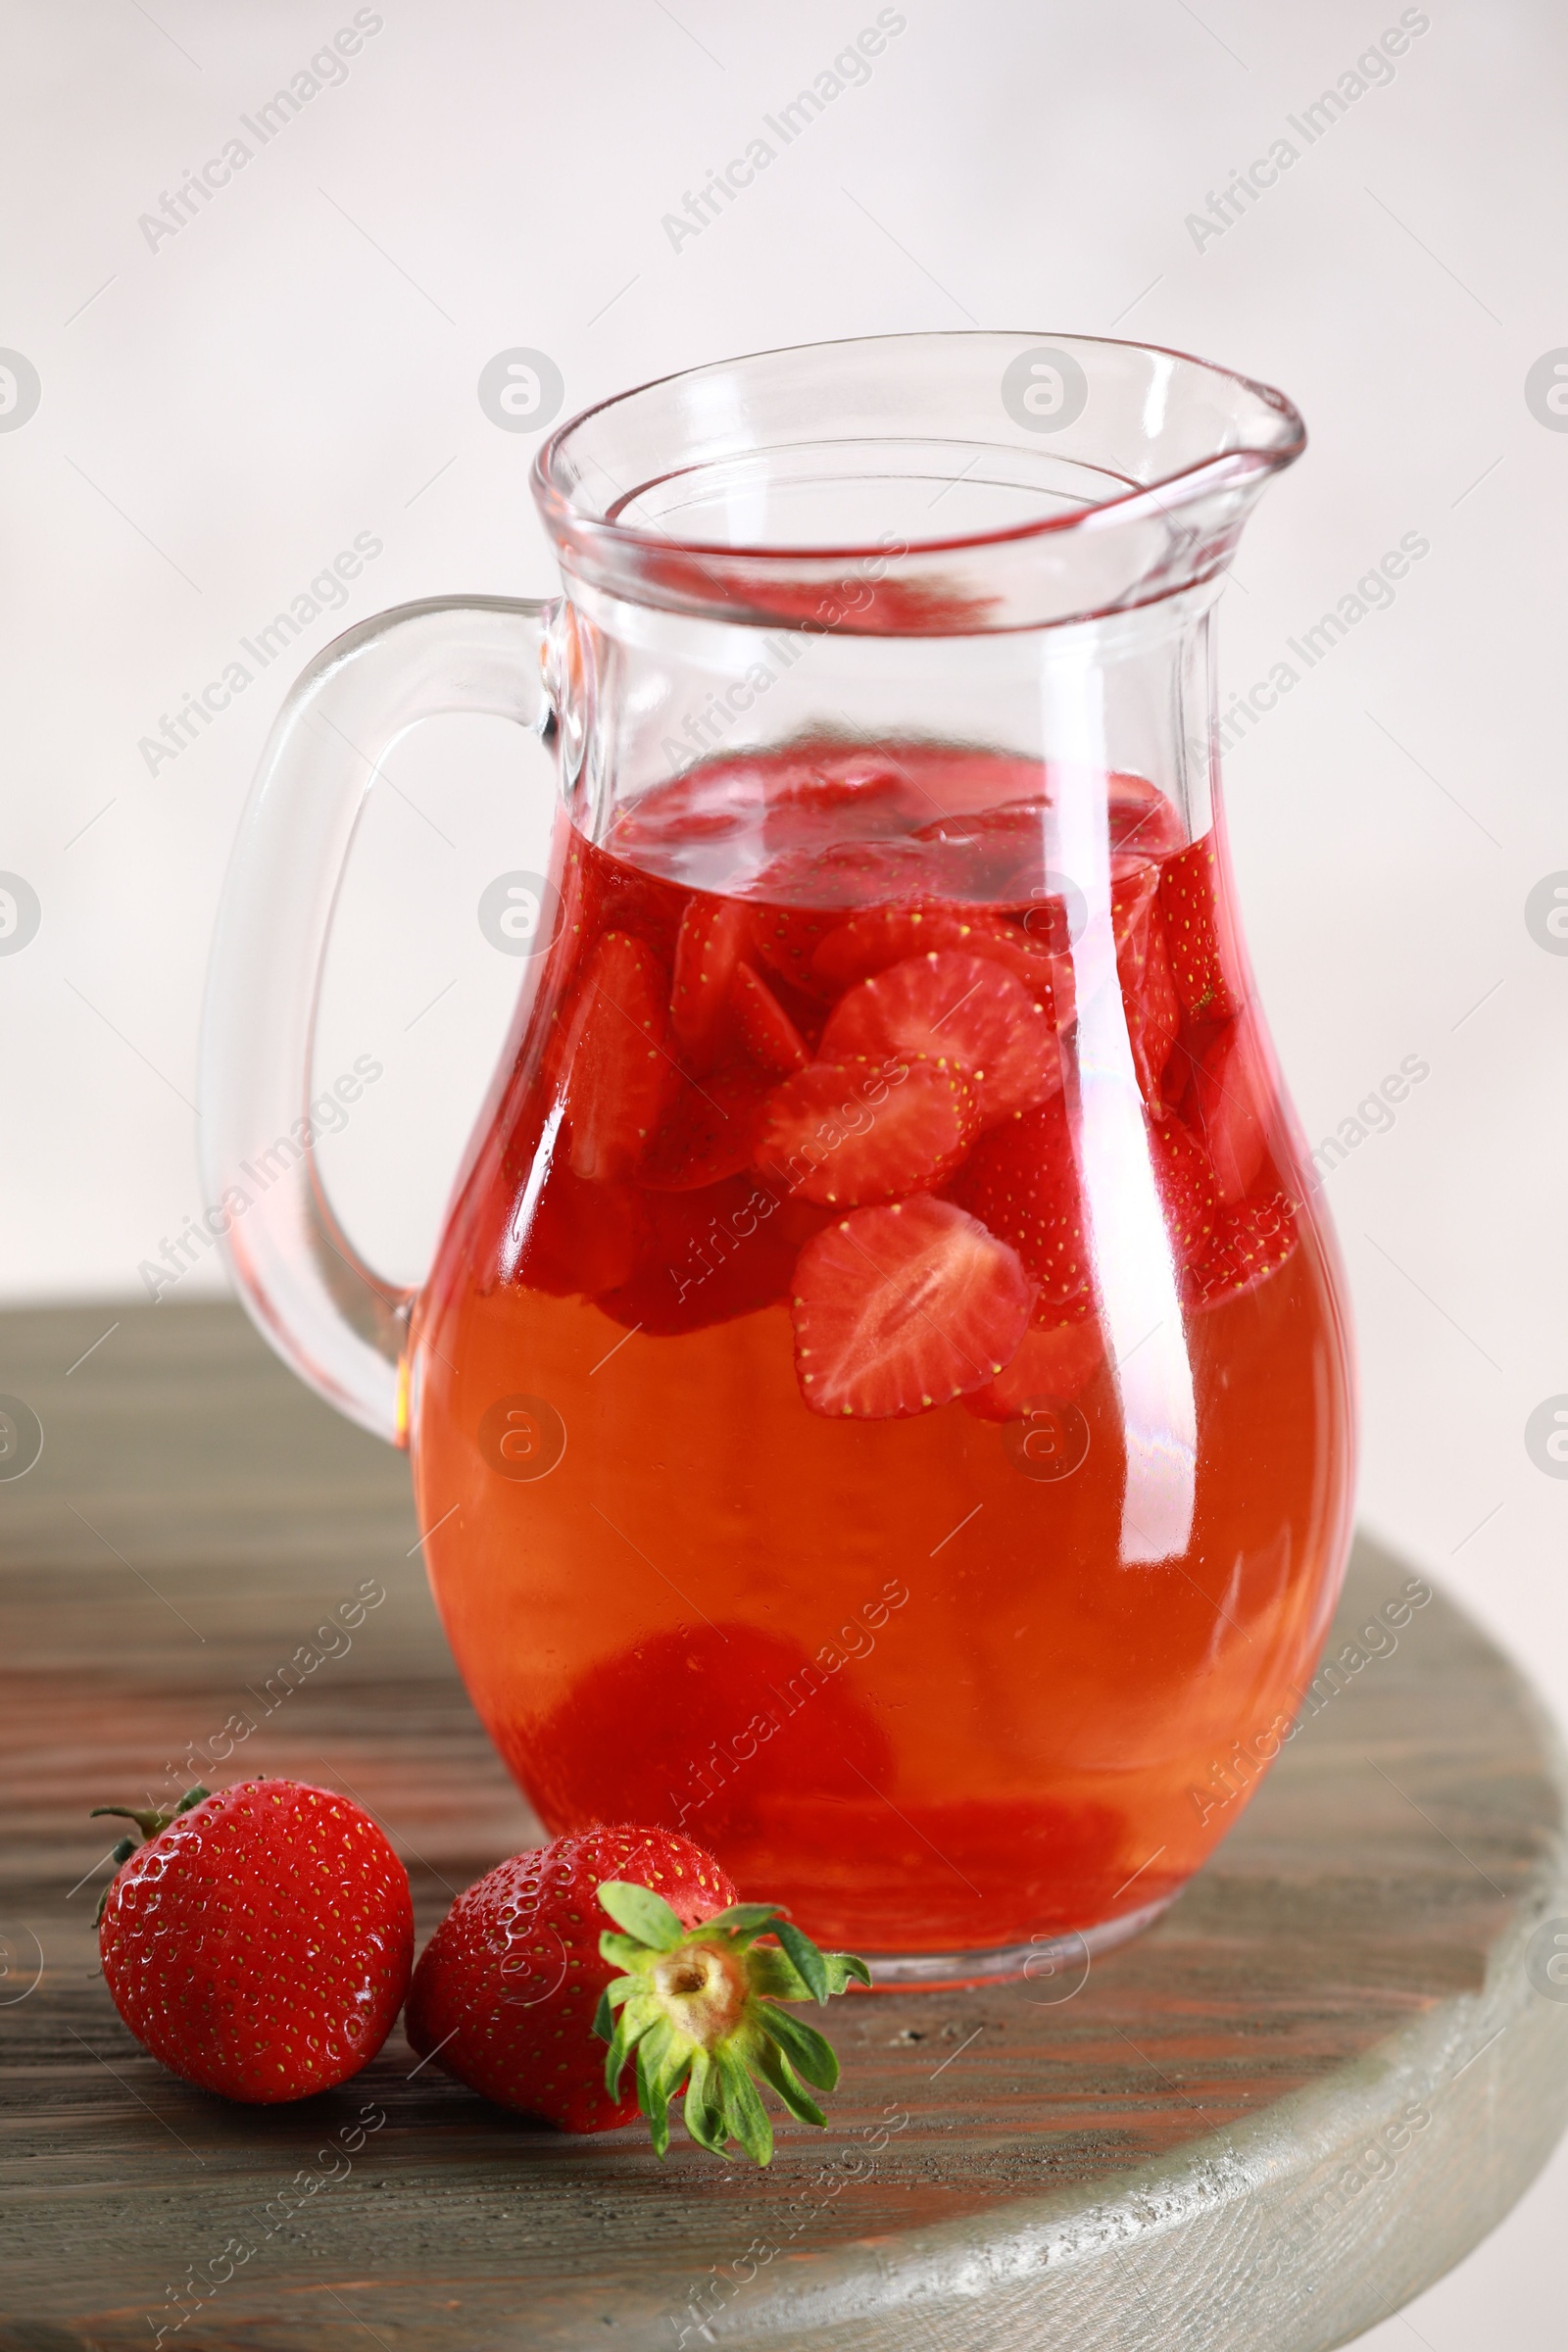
left=0, top=1301, right=1564, bottom=2351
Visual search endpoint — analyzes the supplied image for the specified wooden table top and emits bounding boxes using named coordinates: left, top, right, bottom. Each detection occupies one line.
left=1, top=1300, right=1565, bottom=2352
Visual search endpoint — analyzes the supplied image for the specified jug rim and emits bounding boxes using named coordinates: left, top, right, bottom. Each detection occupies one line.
left=532, top=330, right=1305, bottom=633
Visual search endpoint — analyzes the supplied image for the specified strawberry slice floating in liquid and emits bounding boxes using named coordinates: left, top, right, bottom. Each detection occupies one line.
left=516, top=1165, right=649, bottom=1298
left=906, top=799, right=1054, bottom=903
left=609, top=744, right=934, bottom=895
left=753, top=835, right=956, bottom=910
left=962, top=1311, right=1106, bottom=1421
left=901, top=774, right=1182, bottom=904
left=948, top=1091, right=1090, bottom=1319
left=640, top=1059, right=776, bottom=1192
left=669, top=898, right=752, bottom=1070
left=765, top=752, right=936, bottom=839
left=759, top=1059, right=978, bottom=1207
left=1146, top=1112, right=1220, bottom=1270
left=1185, top=1189, right=1298, bottom=1308
left=598, top=1174, right=807, bottom=1336
left=819, top=952, right=1061, bottom=1128
left=791, top=1195, right=1037, bottom=1419
left=731, top=960, right=809, bottom=1075
left=1188, top=1016, right=1272, bottom=1203
left=1113, top=896, right=1181, bottom=1106
left=750, top=905, right=842, bottom=1002
left=565, top=931, right=674, bottom=1183
left=1158, top=836, right=1239, bottom=1020
left=1109, top=858, right=1160, bottom=953
left=583, top=862, right=688, bottom=963
left=810, top=901, right=1069, bottom=1017
left=1108, top=860, right=1180, bottom=1106
left=1106, top=769, right=1186, bottom=860
left=529, top=1622, right=894, bottom=1845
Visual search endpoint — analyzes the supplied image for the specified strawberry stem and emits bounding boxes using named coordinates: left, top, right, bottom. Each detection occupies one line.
left=592, top=1879, right=870, bottom=2167
left=91, top=1786, right=209, bottom=1924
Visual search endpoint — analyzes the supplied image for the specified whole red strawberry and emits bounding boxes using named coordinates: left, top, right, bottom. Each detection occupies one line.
left=406, top=1825, right=869, bottom=2162
left=405, top=1826, right=735, bottom=2132
left=95, top=1779, right=413, bottom=2103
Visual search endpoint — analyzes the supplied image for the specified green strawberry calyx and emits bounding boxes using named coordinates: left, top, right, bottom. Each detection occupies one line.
left=592, top=1880, right=871, bottom=2167
left=89, top=1785, right=209, bottom=1924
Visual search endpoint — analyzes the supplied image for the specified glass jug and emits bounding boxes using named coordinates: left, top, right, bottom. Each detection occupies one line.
left=201, top=332, right=1355, bottom=1982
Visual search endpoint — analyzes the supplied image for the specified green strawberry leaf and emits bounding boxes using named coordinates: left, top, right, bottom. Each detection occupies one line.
left=599, top=1932, right=657, bottom=1974
left=635, top=2036, right=672, bottom=2158
left=591, top=1986, right=614, bottom=2044
left=634, top=2018, right=689, bottom=2158
left=758, top=2001, right=841, bottom=2092
left=715, top=2042, right=774, bottom=2168
left=597, top=1881, right=686, bottom=1950
left=831, top=1951, right=874, bottom=1992
left=696, top=1902, right=786, bottom=1942
left=747, top=1943, right=816, bottom=2002
left=683, top=2049, right=730, bottom=2157
left=773, top=1920, right=831, bottom=2003
left=603, top=1997, right=658, bottom=2098
left=751, top=2030, right=828, bottom=2129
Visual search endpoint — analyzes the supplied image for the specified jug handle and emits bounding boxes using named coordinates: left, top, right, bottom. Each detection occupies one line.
left=198, top=595, right=556, bottom=1445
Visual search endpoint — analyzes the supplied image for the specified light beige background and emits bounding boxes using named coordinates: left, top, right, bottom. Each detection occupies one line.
left=1, top=2, right=1564, bottom=2337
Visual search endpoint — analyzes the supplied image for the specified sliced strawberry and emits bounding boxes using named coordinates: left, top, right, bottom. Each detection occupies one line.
left=1013, top=858, right=1153, bottom=983
left=963, top=1311, right=1105, bottom=1420
left=887, top=748, right=1047, bottom=819
left=758, top=1058, right=978, bottom=1207
left=819, top=952, right=1060, bottom=1127
left=565, top=931, right=673, bottom=1182
left=1110, top=858, right=1160, bottom=953
left=669, top=897, right=752, bottom=1070
left=1189, top=1017, right=1272, bottom=1203
left=902, top=776, right=1180, bottom=902
left=528, top=1626, right=891, bottom=1851
left=948, top=1093, right=1090, bottom=1318
left=598, top=1173, right=805, bottom=1335
left=1158, top=836, right=1239, bottom=1020
left=791, top=1196, right=1036, bottom=1418
left=589, top=863, right=688, bottom=961
left=751, top=835, right=943, bottom=909
left=906, top=799, right=1053, bottom=903
left=514, top=1164, right=648, bottom=1297
left=750, top=904, right=841, bottom=1001
left=1004, top=942, right=1074, bottom=1033
left=1186, top=1190, right=1298, bottom=1308
left=1157, top=1010, right=1221, bottom=1118
left=765, top=751, right=935, bottom=836
left=1118, top=901, right=1181, bottom=1105
left=812, top=900, right=998, bottom=988
left=1016, top=888, right=1078, bottom=957
left=608, top=743, right=935, bottom=907
left=1147, top=1113, right=1220, bottom=1269
left=1107, top=771, right=1185, bottom=859
left=731, top=960, right=808, bottom=1075
left=640, top=1059, right=775, bottom=1192
left=810, top=901, right=1070, bottom=1016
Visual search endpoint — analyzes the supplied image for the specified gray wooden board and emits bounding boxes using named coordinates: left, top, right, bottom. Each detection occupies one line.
left=0, top=1301, right=1565, bottom=2351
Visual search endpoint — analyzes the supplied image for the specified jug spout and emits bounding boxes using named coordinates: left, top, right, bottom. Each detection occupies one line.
left=535, top=330, right=1304, bottom=634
